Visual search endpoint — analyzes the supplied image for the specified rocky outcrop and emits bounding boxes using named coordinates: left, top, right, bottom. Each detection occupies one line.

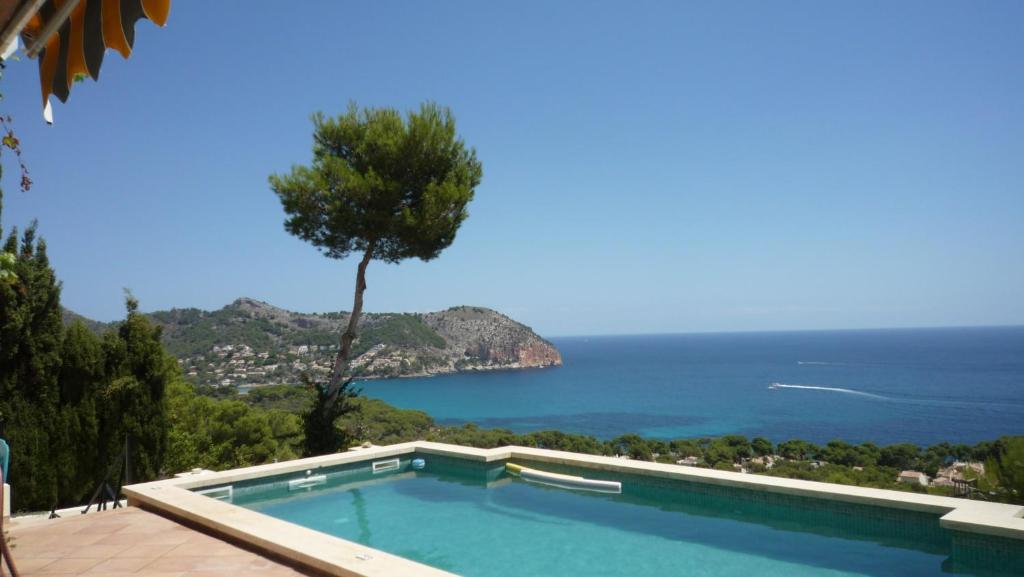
left=424, top=306, right=562, bottom=369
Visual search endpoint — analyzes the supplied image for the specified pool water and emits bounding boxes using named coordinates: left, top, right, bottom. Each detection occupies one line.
left=225, top=456, right=1023, bottom=577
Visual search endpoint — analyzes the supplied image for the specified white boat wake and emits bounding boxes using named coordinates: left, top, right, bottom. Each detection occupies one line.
left=768, top=382, right=887, bottom=400
left=768, top=382, right=1020, bottom=411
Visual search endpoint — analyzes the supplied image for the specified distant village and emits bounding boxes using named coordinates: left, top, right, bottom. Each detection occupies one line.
left=670, top=453, right=985, bottom=493
left=177, top=342, right=424, bottom=388
left=176, top=338, right=524, bottom=387
left=894, top=461, right=986, bottom=490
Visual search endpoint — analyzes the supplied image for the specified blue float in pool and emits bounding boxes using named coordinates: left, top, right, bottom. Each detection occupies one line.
left=412, top=458, right=426, bottom=470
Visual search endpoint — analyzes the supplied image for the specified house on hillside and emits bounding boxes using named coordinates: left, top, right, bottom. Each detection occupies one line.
left=898, top=470, right=929, bottom=487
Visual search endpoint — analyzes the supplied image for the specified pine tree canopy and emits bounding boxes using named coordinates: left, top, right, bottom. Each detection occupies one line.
left=269, top=102, right=482, bottom=264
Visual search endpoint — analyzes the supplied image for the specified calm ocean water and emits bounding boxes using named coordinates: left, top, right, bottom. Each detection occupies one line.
left=361, top=327, right=1024, bottom=446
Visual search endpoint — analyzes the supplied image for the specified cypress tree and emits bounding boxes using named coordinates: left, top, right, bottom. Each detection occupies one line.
left=56, top=322, right=104, bottom=502
left=0, top=207, right=172, bottom=510
left=0, top=223, right=64, bottom=510
left=97, top=295, right=171, bottom=483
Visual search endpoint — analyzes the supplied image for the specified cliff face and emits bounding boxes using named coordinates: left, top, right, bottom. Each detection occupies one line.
left=65, top=299, right=562, bottom=387
left=424, top=306, right=563, bottom=370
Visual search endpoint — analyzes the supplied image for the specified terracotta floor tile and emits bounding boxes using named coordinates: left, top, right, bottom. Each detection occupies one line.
left=31, top=556, right=104, bottom=574
left=10, top=506, right=316, bottom=577
left=136, top=531, right=194, bottom=546
left=12, top=535, right=66, bottom=551
left=83, top=555, right=159, bottom=574
left=115, top=543, right=179, bottom=558
left=31, top=525, right=82, bottom=537
left=77, top=522, right=133, bottom=535
left=88, top=531, right=155, bottom=546
left=113, top=521, right=166, bottom=534
left=166, top=542, right=243, bottom=558
left=10, top=544, right=79, bottom=559
left=56, top=532, right=110, bottom=548
left=10, top=555, right=59, bottom=572
left=62, top=543, right=132, bottom=558
left=141, top=556, right=211, bottom=572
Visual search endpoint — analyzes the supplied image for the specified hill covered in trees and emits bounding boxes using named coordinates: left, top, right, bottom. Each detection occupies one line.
left=64, top=298, right=562, bottom=388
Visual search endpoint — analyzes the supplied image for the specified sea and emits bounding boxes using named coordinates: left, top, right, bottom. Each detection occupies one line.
left=361, top=326, right=1024, bottom=446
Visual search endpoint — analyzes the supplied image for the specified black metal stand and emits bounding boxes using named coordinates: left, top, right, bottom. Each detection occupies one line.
left=81, top=434, right=131, bottom=514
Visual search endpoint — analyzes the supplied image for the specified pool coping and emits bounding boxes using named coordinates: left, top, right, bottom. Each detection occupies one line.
left=123, top=442, right=1024, bottom=577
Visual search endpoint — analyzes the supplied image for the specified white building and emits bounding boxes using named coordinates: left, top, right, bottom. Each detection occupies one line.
left=898, top=470, right=929, bottom=487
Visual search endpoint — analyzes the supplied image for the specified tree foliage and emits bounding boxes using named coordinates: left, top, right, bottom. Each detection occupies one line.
left=165, top=380, right=302, bottom=473
left=351, top=314, right=447, bottom=357
left=751, top=437, right=774, bottom=457
left=0, top=251, right=15, bottom=284
left=342, top=398, right=433, bottom=446
left=0, top=223, right=173, bottom=511
left=984, top=437, right=1024, bottom=504
left=302, top=374, right=359, bottom=456
left=270, top=102, right=481, bottom=264
left=0, top=220, right=308, bottom=510
left=270, top=101, right=481, bottom=455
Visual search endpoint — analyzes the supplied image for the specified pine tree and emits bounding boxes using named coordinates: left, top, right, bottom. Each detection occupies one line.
left=270, top=102, right=482, bottom=455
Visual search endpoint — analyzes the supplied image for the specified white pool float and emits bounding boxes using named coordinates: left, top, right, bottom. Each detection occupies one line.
left=506, top=463, right=621, bottom=494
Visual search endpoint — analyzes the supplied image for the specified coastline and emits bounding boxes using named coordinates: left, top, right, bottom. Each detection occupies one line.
left=237, top=360, right=563, bottom=392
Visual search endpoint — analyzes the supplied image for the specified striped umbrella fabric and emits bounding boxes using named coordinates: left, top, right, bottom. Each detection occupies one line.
left=15, top=0, right=170, bottom=121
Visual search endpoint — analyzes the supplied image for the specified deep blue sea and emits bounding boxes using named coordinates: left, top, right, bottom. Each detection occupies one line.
left=361, top=327, right=1024, bottom=446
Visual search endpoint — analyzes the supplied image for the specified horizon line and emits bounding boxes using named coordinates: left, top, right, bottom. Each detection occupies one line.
left=547, top=323, right=1024, bottom=340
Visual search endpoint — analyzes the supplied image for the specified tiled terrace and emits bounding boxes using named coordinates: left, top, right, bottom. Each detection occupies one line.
left=6, top=507, right=313, bottom=577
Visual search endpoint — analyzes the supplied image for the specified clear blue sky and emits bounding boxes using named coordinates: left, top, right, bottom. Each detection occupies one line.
left=2, top=1, right=1022, bottom=336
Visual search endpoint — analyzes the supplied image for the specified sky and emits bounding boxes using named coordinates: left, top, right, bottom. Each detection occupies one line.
left=1, top=0, right=1022, bottom=337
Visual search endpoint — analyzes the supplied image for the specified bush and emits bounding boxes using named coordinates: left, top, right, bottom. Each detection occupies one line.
left=165, top=380, right=302, bottom=472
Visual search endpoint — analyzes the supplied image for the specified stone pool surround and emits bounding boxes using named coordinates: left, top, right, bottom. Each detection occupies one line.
left=123, top=441, right=1024, bottom=577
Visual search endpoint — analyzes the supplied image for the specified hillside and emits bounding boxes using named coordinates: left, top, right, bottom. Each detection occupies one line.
left=64, top=298, right=561, bottom=387
left=61, top=308, right=114, bottom=334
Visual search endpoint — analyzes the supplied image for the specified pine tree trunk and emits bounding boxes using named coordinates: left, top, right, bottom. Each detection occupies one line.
left=325, top=244, right=374, bottom=406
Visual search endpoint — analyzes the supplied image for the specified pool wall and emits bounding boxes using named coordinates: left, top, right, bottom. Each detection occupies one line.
left=123, top=441, right=1024, bottom=577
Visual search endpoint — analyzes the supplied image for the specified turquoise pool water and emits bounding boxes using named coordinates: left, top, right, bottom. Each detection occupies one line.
left=224, top=456, right=1024, bottom=577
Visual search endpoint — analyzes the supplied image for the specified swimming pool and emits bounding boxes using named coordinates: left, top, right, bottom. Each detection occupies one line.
left=124, top=443, right=1024, bottom=577
left=174, top=448, right=1020, bottom=577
